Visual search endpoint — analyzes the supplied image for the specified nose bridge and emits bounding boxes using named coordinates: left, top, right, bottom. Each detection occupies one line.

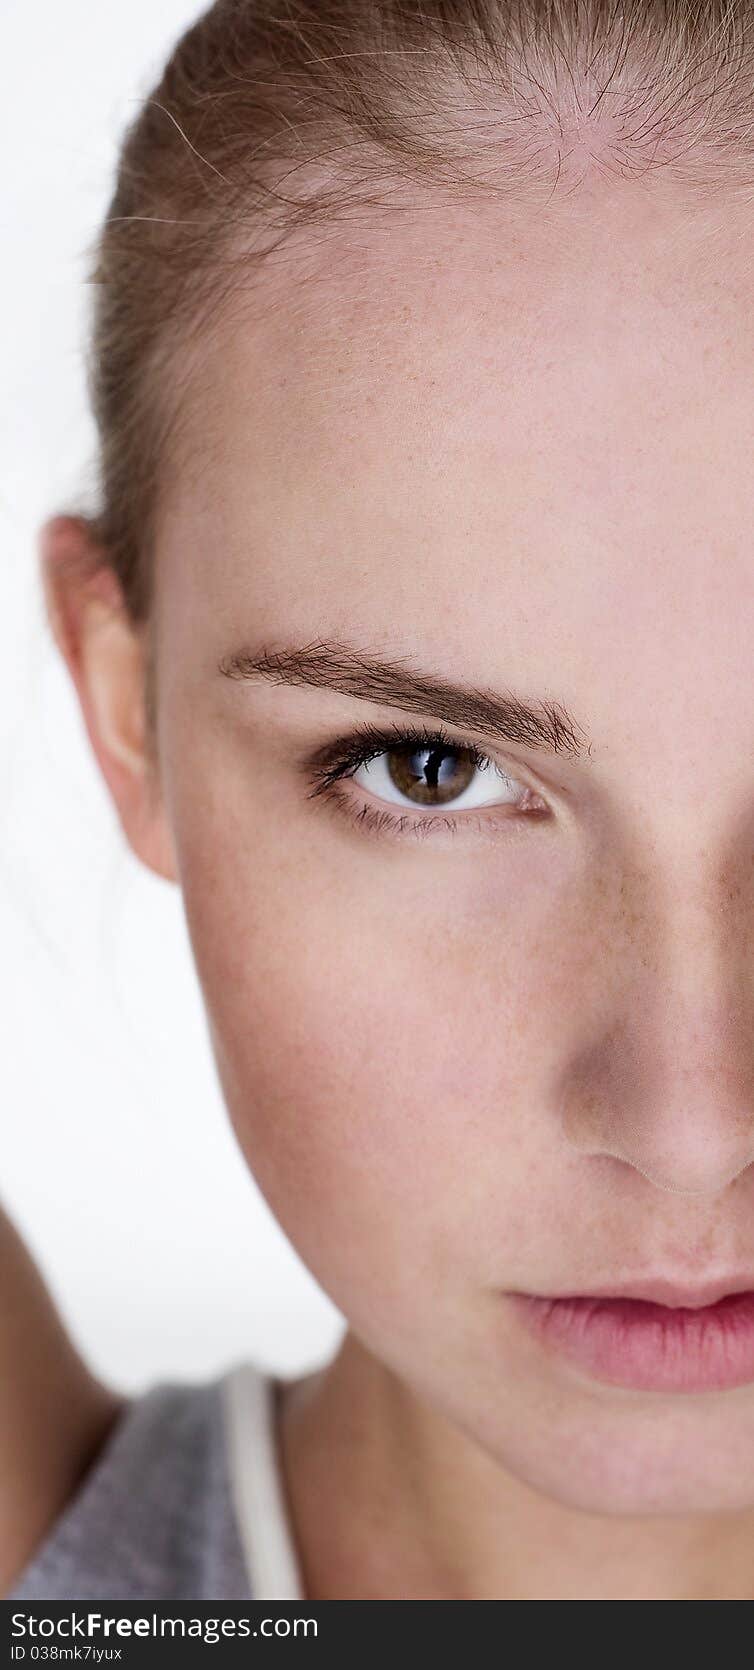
left=562, top=828, right=754, bottom=1195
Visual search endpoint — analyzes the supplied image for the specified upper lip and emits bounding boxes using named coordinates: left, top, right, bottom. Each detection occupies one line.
left=523, top=1277, right=754, bottom=1310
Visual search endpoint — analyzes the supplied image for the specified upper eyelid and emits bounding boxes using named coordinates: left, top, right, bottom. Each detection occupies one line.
left=352, top=731, right=494, bottom=769
left=305, top=726, right=489, bottom=794
left=352, top=746, right=511, bottom=788
left=308, top=723, right=508, bottom=776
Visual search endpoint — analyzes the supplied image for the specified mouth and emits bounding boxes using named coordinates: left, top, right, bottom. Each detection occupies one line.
left=509, top=1280, right=754, bottom=1393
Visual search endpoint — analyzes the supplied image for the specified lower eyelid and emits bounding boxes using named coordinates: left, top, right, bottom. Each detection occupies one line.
left=337, top=790, right=466, bottom=840
left=322, top=780, right=528, bottom=842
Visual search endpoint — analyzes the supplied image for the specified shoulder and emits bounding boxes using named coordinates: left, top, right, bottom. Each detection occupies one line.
left=0, top=1204, right=128, bottom=1597
left=4, top=1370, right=252, bottom=1602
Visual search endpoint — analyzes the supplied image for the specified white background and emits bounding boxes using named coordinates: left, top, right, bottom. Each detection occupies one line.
left=1, top=0, right=343, bottom=1394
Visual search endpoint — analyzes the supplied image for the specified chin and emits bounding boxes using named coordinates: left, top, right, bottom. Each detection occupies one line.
left=477, top=1393, right=754, bottom=1517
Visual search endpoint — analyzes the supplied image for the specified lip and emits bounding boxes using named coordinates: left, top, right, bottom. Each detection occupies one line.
left=510, top=1280, right=754, bottom=1392
left=544, top=1276, right=754, bottom=1311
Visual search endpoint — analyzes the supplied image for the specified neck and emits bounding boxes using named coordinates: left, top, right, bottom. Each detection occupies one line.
left=276, top=1329, right=754, bottom=1600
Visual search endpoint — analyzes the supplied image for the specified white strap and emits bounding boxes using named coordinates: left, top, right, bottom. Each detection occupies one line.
left=222, top=1360, right=305, bottom=1601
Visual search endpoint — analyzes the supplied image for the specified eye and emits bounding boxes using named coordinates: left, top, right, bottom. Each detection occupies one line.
left=303, top=721, right=551, bottom=837
left=352, top=740, right=530, bottom=812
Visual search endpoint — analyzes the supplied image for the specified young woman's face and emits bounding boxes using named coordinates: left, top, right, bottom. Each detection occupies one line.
left=149, top=180, right=754, bottom=1515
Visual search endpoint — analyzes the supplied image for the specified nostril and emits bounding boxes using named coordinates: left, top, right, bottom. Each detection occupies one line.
left=568, top=1137, right=754, bottom=1199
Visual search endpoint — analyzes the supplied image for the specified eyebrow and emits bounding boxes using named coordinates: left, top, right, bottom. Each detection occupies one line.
left=218, top=639, right=591, bottom=760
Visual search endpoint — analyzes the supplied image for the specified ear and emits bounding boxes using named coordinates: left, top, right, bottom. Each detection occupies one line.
left=40, top=514, right=178, bottom=884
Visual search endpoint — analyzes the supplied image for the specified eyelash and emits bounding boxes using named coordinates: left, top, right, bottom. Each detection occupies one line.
left=304, top=720, right=547, bottom=842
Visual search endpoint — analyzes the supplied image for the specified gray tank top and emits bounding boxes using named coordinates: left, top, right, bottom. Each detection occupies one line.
left=4, top=1360, right=305, bottom=1602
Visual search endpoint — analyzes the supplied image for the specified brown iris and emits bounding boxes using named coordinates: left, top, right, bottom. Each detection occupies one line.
left=386, top=744, right=478, bottom=806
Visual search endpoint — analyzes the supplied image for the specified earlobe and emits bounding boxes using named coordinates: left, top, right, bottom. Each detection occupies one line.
left=39, top=515, right=178, bottom=886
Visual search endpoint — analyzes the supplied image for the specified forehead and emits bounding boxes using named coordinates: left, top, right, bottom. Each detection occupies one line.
left=156, top=184, right=754, bottom=782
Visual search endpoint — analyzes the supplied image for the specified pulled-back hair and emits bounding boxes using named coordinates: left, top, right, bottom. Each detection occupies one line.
left=82, top=0, right=754, bottom=620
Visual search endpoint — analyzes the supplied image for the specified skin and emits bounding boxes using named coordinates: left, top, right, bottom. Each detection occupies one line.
left=0, top=1204, right=126, bottom=1595
left=37, top=169, right=754, bottom=1598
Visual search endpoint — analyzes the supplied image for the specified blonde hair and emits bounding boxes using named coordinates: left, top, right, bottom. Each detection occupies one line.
left=82, top=0, right=753, bottom=620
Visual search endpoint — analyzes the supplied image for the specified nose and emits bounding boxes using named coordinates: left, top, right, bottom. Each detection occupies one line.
left=560, top=861, right=754, bottom=1196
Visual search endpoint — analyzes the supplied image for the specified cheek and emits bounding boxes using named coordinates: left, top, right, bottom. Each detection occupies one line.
left=175, top=813, right=572, bottom=1330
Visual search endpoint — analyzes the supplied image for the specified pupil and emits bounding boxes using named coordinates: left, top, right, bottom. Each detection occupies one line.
left=423, top=748, right=449, bottom=788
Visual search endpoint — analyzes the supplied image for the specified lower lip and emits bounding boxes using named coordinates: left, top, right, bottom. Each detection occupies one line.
left=512, top=1290, right=754, bottom=1392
